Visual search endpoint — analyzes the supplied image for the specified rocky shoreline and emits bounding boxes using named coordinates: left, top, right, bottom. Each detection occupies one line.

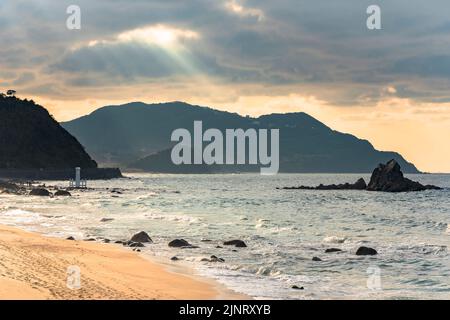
left=279, top=160, right=441, bottom=192
left=0, top=168, right=122, bottom=180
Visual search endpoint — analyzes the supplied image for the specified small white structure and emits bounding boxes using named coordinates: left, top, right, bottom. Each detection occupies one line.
left=69, top=167, right=87, bottom=188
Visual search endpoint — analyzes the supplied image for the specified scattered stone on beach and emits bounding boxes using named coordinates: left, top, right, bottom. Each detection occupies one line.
left=84, top=238, right=96, bottom=242
left=312, top=256, right=322, bottom=261
left=66, top=236, right=75, bottom=241
left=171, top=256, right=180, bottom=261
left=356, top=246, right=378, bottom=256
left=292, top=285, right=304, bottom=290
left=0, top=181, right=25, bottom=195
left=210, top=255, right=225, bottom=262
left=29, top=188, right=51, bottom=196
left=130, top=231, right=153, bottom=243
left=54, top=190, right=71, bottom=196
left=201, top=255, right=225, bottom=263
left=128, top=242, right=145, bottom=248
left=201, top=239, right=212, bottom=242
left=114, top=240, right=123, bottom=244
left=100, top=218, right=114, bottom=222
left=325, top=248, right=342, bottom=253
left=168, top=239, right=192, bottom=248
left=111, top=189, right=123, bottom=194
left=367, top=160, right=441, bottom=192
left=223, top=240, right=247, bottom=248
left=215, top=245, right=223, bottom=249
left=103, top=239, right=111, bottom=243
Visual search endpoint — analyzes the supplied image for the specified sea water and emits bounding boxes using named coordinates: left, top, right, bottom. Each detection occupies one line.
left=0, top=173, right=449, bottom=299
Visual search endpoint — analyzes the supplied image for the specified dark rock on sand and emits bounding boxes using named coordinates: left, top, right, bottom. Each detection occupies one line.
left=30, top=188, right=51, bottom=196
left=312, top=256, right=322, bottom=261
left=356, top=246, right=378, bottom=256
left=54, top=190, right=71, bottom=196
left=168, top=239, right=192, bottom=248
left=66, top=236, right=75, bottom=240
left=223, top=240, right=247, bottom=248
left=84, top=238, right=96, bottom=242
left=130, top=231, right=153, bottom=243
left=114, top=240, right=123, bottom=244
left=171, top=256, right=180, bottom=261
left=325, top=248, right=342, bottom=253
left=367, top=159, right=441, bottom=192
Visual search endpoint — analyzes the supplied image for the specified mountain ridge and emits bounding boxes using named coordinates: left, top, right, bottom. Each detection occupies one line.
left=62, top=101, right=420, bottom=173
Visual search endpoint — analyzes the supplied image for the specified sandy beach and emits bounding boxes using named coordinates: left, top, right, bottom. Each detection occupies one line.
left=0, top=224, right=239, bottom=300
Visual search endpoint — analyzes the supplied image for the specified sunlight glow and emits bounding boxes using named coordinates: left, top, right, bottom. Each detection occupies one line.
left=225, top=0, right=264, bottom=21
left=118, top=25, right=199, bottom=48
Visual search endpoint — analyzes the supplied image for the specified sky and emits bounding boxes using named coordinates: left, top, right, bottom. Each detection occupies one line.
left=1, top=0, right=450, bottom=172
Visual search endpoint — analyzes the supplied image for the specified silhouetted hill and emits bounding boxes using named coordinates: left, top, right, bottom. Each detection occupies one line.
left=62, top=102, right=420, bottom=173
left=0, top=95, right=97, bottom=169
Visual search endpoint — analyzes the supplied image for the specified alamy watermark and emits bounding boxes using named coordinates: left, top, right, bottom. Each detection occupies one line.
left=66, top=5, right=81, bottom=30
left=366, top=265, right=382, bottom=291
left=67, top=265, right=81, bottom=290
left=367, top=5, right=381, bottom=30
left=171, top=121, right=279, bottom=175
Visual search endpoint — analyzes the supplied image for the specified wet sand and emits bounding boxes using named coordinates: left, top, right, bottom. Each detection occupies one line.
left=0, top=225, right=243, bottom=300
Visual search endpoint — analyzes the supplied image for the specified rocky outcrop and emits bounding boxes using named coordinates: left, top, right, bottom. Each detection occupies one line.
left=281, top=178, right=367, bottom=190
left=224, top=240, right=247, bottom=248
left=130, top=231, right=153, bottom=243
left=29, top=188, right=51, bottom=196
left=54, top=190, right=71, bottom=196
left=280, top=160, right=441, bottom=193
left=367, top=160, right=440, bottom=192
left=356, top=246, right=378, bottom=256
left=0, top=181, right=25, bottom=195
left=168, top=239, right=192, bottom=248
left=0, top=96, right=97, bottom=169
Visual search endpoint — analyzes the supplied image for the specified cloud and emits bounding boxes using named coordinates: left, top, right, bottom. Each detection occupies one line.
left=1, top=0, right=450, bottom=107
left=225, top=0, right=264, bottom=21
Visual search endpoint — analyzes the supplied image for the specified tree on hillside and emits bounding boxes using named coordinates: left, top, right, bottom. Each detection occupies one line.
left=6, top=89, right=16, bottom=96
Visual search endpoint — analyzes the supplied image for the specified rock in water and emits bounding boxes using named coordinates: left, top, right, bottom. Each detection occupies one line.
left=325, top=248, right=342, bottom=253
left=130, top=231, right=153, bottom=243
left=223, top=240, right=247, bottom=248
left=168, top=239, right=192, bottom=248
left=356, top=246, right=378, bottom=256
left=292, top=285, right=304, bottom=290
left=30, top=188, right=51, bottom=196
left=128, top=242, right=145, bottom=248
left=367, top=159, right=441, bottom=192
left=283, top=178, right=367, bottom=190
left=54, top=190, right=71, bottom=196
left=312, top=257, right=322, bottom=261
